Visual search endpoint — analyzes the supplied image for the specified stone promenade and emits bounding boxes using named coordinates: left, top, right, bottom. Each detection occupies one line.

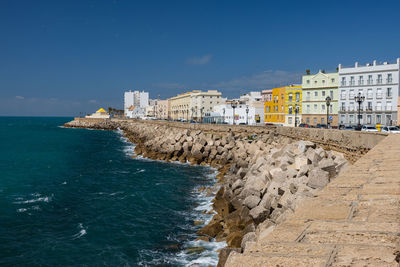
left=226, top=134, right=400, bottom=266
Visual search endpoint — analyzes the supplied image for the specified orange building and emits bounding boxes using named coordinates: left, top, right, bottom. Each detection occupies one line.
left=265, top=86, right=286, bottom=124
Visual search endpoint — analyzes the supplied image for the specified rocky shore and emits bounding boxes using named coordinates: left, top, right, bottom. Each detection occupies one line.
left=64, top=118, right=351, bottom=266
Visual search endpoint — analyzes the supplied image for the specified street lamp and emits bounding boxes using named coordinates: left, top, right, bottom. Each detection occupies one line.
left=222, top=108, right=225, bottom=124
left=354, top=92, right=365, bottom=130
left=246, top=105, right=249, bottom=125
left=294, top=105, right=299, bottom=127
left=325, top=96, right=331, bottom=129
left=200, top=107, right=204, bottom=123
left=230, top=101, right=238, bottom=125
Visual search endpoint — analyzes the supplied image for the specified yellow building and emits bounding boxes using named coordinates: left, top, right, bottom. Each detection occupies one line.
left=264, top=87, right=286, bottom=124
left=284, top=85, right=302, bottom=127
left=85, top=108, right=110, bottom=119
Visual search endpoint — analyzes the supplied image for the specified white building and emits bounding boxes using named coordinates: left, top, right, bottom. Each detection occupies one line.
left=338, top=59, right=400, bottom=126
left=124, top=90, right=149, bottom=118
left=211, top=92, right=265, bottom=125
left=85, top=108, right=110, bottom=119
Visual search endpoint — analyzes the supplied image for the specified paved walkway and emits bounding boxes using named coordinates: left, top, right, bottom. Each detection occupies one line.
left=226, top=134, right=400, bottom=267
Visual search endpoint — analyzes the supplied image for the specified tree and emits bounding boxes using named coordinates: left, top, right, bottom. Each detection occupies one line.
left=321, top=69, right=326, bottom=73
left=306, top=69, right=310, bottom=75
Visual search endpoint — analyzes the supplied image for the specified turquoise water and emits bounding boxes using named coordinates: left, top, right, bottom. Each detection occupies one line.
left=0, top=117, right=223, bottom=266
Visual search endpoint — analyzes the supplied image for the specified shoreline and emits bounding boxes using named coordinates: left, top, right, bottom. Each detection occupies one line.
left=63, top=118, right=376, bottom=266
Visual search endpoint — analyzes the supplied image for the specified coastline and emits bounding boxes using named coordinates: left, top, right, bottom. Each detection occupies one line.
left=64, top=118, right=385, bottom=266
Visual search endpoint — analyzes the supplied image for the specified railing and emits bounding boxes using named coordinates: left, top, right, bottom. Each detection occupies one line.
left=387, top=93, right=392, bottom=98
left=367, top=79, right=372, bottom=85
left=341, top=81, right=346, bottom=86
left=387, top=78, right=393, bottom=84
left=350, top=81, right=355, bottom=86
left=376, top=93, right=382, bottom=99
left=367, top=93, right=373, bottom=99
left=377, top=79, right=382, bottom=84
left=341, top=94, right=346, bottom=100
left=358, top=80, right=364, bottom=85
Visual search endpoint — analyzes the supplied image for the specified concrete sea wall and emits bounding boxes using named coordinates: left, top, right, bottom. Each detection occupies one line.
left=64, top=118, right=388, bottom=266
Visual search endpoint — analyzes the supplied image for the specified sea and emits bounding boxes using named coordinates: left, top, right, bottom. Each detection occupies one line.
left=0, top=117, right=225, bottom=266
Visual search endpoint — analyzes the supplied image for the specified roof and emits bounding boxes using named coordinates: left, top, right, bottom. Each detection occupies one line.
left=97, top=108, right=107, bottom=113
left=128, top=105, right=136, bottom=111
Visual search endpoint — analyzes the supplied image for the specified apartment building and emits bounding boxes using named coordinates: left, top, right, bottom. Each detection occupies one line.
left=284, top=85, right=302, bottom=127
left=338, top=59, right=400, bottom=126
left=302, top=71, right=339, bottom=127
left=155, top=99, right=169, bottom=119
left=264, top=86, right=289, bottom=125
left=168, top=90, right=222, bottom=121
left=124, top=90, right=149, bottom=118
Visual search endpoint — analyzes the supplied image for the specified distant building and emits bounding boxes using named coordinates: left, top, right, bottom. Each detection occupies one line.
left=212, top=92, right=265, bottom=125
left=85, top=108, right=110, bottom=119
left=261, top=89, right=272, bottom=102
left=265, top=86, right=289, bottom=125
left=124, top=90, right=149, bottom=117
left=302, top=71, right=338, bottom=127
left=168, top=90, right=222, bottom=121
left=126, top=105, right=145, bottom=119
left=338, top=59, right=400, bottom=126
left=155, top=99, right=169, bottom=119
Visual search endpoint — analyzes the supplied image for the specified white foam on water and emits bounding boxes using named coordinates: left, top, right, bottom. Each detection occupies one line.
left=115, top=128, right=136, bottom=157
left=17, top=208, right=27, bottom=213
left=61, top=181, right=67, bottom=185
left=72, top=223, right=87, bottom=239
left=14, top=196, right=51, bottom=204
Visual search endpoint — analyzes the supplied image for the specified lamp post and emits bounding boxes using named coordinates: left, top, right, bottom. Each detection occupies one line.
left=354, top=92, right=365, bottom=130
left=294, top=105, right=299, bottom=127
left=325, top=96, right=331, bottom=129
left=200, top=107, right=204, bottom=123
left=246, top=105, right=249, bottom=125
left=231, top=101, right=238, bottom=125
left=222, top=108, right=225, bottom=124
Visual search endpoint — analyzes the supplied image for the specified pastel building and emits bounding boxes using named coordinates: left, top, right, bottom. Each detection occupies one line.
left=302, top=71, right=339, bottom=127
left=85, top=108, right=110, bottom=119
left=168, top=90, right=222, bottom=121
left=264, top=86, right=289, bottom=125
left=124, top=90, right=149, bottom=118
left=338, top=59, right=400, bottom=126
left=284, top=85, right=302, bottom=127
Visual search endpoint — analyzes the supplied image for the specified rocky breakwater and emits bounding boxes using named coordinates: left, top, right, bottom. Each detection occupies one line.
left=64, top=119, right=350, bottom=266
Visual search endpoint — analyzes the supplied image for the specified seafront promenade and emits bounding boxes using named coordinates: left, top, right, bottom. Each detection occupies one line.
left=226, top=134, right=400, bottom=266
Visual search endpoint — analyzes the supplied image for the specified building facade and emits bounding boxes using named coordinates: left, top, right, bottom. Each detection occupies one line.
left=124, top=90, right=149, bottom=117
left=155, top=99, right=169, bottom=119
left=264, top=86, right=287, bottom=125
left=261, top=89, right=273, bottom=102
left=338, top=59, right=400, bottom=126
left=302, top=71, right=339, bottom=127
left=284, top=85, right=302, bottom=127
left=168, top=90, right=222, bottom=121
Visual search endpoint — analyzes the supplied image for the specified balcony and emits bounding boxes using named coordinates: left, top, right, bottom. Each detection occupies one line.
left=358, top=80, right=364, bottom=85
left=367, top=79, right=373, bottom=85
left=349, top=81, right=355, bottom=86
left=377, top=79, right=382, bottom=84
left=376, top=93, right=382, bottom=99
left=387, top=93, right=393, bottom=98
left=341, top=82, right=346, bottom=86
left=367, top=93, right=373, bottom=99
left=387, top=78, right=393, bottom=84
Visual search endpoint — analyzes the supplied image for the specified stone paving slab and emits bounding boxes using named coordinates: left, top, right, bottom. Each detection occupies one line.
left=226, top=134, right=400, bottom=267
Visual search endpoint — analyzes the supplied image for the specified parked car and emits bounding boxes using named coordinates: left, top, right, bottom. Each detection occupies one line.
left=361, top=125, right=379, bottom=132
left=239, top=122, right=246, bottom=125
left=298, top=123, right=310, bottom=128
left=316, top=123, right=327, bottom=129
left=189, top=120, right=199, bottom=123
left=340, top=125, right=355, bottom=131
left=265, top=123, right=275, bottom=127
left=381, top=126, right=400, bottom=133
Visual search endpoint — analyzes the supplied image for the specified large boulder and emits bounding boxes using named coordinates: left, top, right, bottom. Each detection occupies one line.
left=249, top=205, right=269, bottom=223
left=307, top=168, right=329, bottom=189
left=243, top=195, right=261, bottom=209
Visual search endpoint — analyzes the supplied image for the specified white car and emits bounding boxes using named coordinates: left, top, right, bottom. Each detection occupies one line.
left=361, top=125, right=379, bottom=132
left=381, top=126, right=400, bottom=134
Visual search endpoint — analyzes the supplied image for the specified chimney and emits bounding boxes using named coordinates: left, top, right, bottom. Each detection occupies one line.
left=355, top=62, right=358, bottom=67
left=397, top=58, right=400, bottom=65
left=338, top=64, right=342, bottom=71
left=373, top=60, right=377, bottom=66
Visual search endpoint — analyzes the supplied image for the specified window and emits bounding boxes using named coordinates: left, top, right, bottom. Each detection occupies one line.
left=322, top=91, right=326, bottom=97
left=387, top=74, right=393, bottom=83
left=377, top=74, right=382, bottom=84
left=376, top=102, right=382, bottom=111
left=322, top=80, right=325, bottom=84
left=306, top=80, right=310, bottom=84
left=330, top=90, right=334, bottom=98
left=377, top=88, right=382, bottom=99
left=288, top=117, right=293, bottom=124
left=306, top=105, right=310, bottom=113
left=341, top=90, right=346, bottom=100
left=331, top=78, right=335, bottom=83
left=306, top=117, right=310, bottom=123
left=314, top=91, right=318, bottom=97
left=295, top=92, right=300, bottom=102
left=349, top=114, right=354, bottom=123
left=288, top=105, right=293, bottom=114
left=349, top=89, right=355, bottom=99
left=376, top=115, right=381, bottom=124
left=289, top=93, right=293, bottom=102
left=367, top=115, right=372, bottom=124
left=341, top=77, right=346, bottom=86
left=386, top=114, right=392, bottom=125
left=321, top=118, right=325, bottom=124
left=322, top=104, right=325, bottom=110
left=341, top=102, right=345, bottom=111
left=367, top=102, right=372, bottom=110
left=387, top=88, right=392, bottom=97
left=367, top=75, right=373, bottom=85
left=314, top=104, right=317, bottom=110
left=340, top=114, right=346, bottom=124
left=350, top=76, right=355, bottom=85
left=281, top=105, right=283, bottom=111
left=358, top=76, right=364, bottom=85
left=349, top=102, right=354, bottom=111
left=306, top=92, right=311, bottom=101
left=387, top=101, right=392, bottom=111
left=313, top=117, right=317, bottom=124
left=367, top=88, right=373, bottom=99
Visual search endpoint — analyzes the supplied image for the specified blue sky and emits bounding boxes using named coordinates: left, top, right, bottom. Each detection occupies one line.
left=1, top=0, right=400, bottom=116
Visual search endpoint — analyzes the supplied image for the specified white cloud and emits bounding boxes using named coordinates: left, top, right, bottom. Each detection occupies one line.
left=15, top=96, right=24, bottom=100
left=88, top=99, right=97, bottom=103
left=186, top=54, right=212, bottom=65
left=211, top=70, right=302, bottom=91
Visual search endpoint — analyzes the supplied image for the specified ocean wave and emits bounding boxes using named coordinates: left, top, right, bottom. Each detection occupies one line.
left=72, top=223, right=87, bottom=239
left=14, top=196, right=51, bottom=204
